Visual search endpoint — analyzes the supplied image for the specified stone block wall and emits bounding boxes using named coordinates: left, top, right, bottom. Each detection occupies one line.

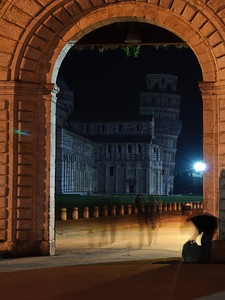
left=0, top=87, right=8, bottom=244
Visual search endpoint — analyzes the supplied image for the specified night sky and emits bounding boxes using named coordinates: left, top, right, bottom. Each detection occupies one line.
left=58, top=45, right=203, bottom=171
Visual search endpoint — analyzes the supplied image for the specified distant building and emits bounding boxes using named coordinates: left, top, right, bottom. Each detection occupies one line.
left=139, top=74, right=182, bottom=194
left=55, top=74, right=181, bottom=195
left=69, top=114, right=163, bottom=194
left=56, top=128, right=96, bottom=194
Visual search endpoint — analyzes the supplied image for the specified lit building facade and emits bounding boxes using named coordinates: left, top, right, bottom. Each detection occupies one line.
left=56, top=74, right=181, bottom=195
left=69, top=115, right=163, bottom=194
left=139, top=74, right=182, bottom=194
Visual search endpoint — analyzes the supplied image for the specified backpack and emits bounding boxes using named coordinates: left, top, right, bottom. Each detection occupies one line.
left=182, top=240, right=202, bottom=263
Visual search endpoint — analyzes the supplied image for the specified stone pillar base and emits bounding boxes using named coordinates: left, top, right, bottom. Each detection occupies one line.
left=0, top=241, right=51, bottom=258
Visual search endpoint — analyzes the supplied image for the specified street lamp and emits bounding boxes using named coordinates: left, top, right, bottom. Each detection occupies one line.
left=194, top=162, right=206, bottom=172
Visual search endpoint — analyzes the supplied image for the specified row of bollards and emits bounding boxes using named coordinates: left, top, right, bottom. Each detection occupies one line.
left=60, top=201, right=203, bottom=221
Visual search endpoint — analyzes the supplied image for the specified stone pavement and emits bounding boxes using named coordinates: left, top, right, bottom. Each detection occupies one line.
left=0, top=213, right=225, bottom=299
left=0, top=213, right=189, bottom=272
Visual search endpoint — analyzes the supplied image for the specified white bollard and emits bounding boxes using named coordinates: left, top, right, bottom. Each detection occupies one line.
left=177, top=203, right=181, bottom=211
left=163, top=203, right=167, bottom=212
left=167, top=203, right=172, bottom=211
left=111, top=205, right=116, bottom=216
left=72, top=207, right=78, bottom=220
left=60, top=207, right=67, bottom=221
left=102, top=205, right=108, bottom=217
left=119, top=204, right=124, bottom=216
left=83, top=206, right=89, bottom=219
left=93, top=206, right=99, bottom=218
left=134, top=205, right=138, bottom=214
left=127, top=204, right=132, bottom=215
left=172, top=203, right=177, bottom=211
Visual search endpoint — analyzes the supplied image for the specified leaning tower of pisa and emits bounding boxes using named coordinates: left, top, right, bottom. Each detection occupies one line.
left=139, top=74, right=182, bottom=195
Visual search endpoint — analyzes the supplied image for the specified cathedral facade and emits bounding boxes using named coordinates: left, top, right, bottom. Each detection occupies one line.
left=55, top=74, right=181, bottom=195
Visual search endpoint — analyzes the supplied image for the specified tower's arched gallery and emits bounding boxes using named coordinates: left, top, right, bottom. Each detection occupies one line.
left=56, top=73, right=182, bottom=195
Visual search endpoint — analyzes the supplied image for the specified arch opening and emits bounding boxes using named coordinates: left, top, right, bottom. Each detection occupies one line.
left=54, top=20, right=204, bottom=254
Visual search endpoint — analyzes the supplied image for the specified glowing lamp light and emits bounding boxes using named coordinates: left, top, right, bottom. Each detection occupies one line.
left=194, top=162, right=206, bottom=172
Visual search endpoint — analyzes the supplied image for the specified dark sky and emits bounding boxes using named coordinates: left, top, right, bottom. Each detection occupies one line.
left=58, top=45, right=203, bottom=171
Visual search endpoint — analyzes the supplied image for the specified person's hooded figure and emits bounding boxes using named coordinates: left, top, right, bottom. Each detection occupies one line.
left=187, top=213, right=218, bottom=262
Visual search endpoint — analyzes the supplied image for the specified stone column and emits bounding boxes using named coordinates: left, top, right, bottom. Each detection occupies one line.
left=72, top=157, right=75, bottom=193
left=55, top=128, right=63, bottom=194
left=135, top=164, right=138, bottom=193
left=38, top=83, right=58, bottom=255
left=0, top=81, right=15, bottom=252
left=70, top=157, right=73, bottom=193
left=125, top=164, right=128, bottom=193
left=77, top=164, right=79, bottom=193
left=78, top=169, right=80, bottom=192
left=0, top=81, right=57, bottom=257
left=65, top=156, right=68, bottom=192
left=63, top=155, right=66, bottom=193
left=149, top=163, right=153, bottom=194
left=159, top=171, right=162, bottom=195
left=68, top=157, right=71, bottom=192
left=115, top=164, right=118, bottom=194
left=104, top=164, right=107, bottom=193
left=50, top=84, right=57, bottom=253
left=199, top=81, right=225, bottom=239
left=146, top=162, right=150, bottom=194
left=68, top=156, right=71, bottom=193
left=81, top=167, right=83, bottom=193
left=75, top=161, right=78, bottom=192
left=199, top=82, right=219, bottom=216
left=157, top=171, right=161, bottom=194
left=159, top=170, right=162, bottom=195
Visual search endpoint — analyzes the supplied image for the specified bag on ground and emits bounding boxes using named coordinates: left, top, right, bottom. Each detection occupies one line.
left=182, top=240, right=202, bottom=263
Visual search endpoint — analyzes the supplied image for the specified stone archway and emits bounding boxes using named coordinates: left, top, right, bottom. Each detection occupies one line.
left=1, top=0, right=225, bottom=256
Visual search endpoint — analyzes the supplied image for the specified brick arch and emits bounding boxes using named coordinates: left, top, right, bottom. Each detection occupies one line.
left=4, top=1, right=225, bottom=84
left=1, top=0, right=225, bottom=256
left=48, top=4, right=219, bottom=83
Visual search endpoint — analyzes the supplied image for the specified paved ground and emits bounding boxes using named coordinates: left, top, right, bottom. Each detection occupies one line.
left=1, top=212, right=225, bottom=300
left=56, top=212, right=194, bottom=250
